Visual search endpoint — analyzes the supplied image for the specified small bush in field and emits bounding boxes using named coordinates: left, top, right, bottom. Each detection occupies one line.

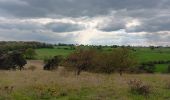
left=128, top=79, right=151, bottom=96
left=44, top=55, right=63, bottom=70
left=28, top=65, right=36, bottom=71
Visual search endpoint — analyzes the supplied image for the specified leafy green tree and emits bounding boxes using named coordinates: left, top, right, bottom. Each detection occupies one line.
left=113, top=48, right=137, bottom=76
left=24, top=48, right=36, bottom=59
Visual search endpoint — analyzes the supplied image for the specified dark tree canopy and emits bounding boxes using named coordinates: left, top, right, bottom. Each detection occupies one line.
left=0, top=51, right=27, bottom=70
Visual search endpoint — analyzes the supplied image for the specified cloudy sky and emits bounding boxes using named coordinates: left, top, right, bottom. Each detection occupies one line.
left=0, top=0, right=170, bottom=46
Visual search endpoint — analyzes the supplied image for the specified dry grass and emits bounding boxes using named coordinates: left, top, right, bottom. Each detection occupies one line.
left=0, top=60, right=170, bottom=100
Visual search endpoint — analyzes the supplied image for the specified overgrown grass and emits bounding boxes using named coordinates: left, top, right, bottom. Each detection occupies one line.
left=0, top=69, right=170, bottom=100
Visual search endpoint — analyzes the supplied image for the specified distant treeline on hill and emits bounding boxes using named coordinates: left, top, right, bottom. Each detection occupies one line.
left=0, top=41, right=53, bottom=52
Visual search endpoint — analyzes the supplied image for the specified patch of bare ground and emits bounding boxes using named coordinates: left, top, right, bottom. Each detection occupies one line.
left=24, top=60, right=44, bottom=70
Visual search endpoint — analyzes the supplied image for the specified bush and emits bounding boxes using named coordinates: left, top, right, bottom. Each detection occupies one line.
left=44, top=56, right=63, bottom=70
left=138, top=63, right=155, bottom=73
left=128, top=79, right=151, bottom=96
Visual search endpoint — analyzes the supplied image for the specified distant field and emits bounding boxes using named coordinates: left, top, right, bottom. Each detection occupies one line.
left=35, top=46, right=170, bottom=73
left=36, top=46, right=170, bottom=62
left=35, top=47, right=74, bottom=59
left=134, top=47, right=170, bottom=62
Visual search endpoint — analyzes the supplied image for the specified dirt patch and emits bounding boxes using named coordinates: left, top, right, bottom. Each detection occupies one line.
left=24, top=60, right=44, bottom=70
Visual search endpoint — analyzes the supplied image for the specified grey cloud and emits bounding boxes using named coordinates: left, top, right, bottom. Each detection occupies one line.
left=0, top=0, right=169, bottom=46
left=143, top=32, right=170, bottom=46
left=0, top=28, right=78, bottom=44
left=0, top=0, right=168, bottom=18
left=126, top=15, right=170, bottom=32
left=0, top=22, right=43, bottom=30
left=96, top=16, right=126, bottom=32
left=45, top=22, right=85, bottom=33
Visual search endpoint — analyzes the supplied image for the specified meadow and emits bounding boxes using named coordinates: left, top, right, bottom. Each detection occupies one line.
left=0, top=46, right=169, bottom=99
left=1, top=67, right=170, bottom=100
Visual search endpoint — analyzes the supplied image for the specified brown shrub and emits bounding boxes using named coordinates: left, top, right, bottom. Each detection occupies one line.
left=128, top=79, right=151, bottom=96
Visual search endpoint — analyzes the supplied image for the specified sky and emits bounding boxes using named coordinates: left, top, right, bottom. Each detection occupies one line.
left=0, top=0, right=170, bottom=46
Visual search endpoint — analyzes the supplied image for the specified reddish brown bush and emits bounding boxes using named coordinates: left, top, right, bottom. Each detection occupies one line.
left=128, top=79, right=151, bottom=96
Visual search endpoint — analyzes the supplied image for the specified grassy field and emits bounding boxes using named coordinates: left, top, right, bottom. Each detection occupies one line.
left=36, top=46, right=170, bottom=62
left=35, top=48, right=74, bottom=59
left=1, top=68, right=170, bottom=100
left=2, top=46, right=170, bottom=100
left=134, top=47, right=170, bottom=62
left=35, top=46, right=170, bottom=73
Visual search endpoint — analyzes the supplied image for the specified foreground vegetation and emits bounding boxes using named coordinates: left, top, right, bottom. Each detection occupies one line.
left=0, top=69, right=170, bottom=100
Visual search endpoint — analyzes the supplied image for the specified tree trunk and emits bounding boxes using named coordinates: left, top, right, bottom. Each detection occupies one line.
left=119, top=70, right=123, bottom=76
left=19, top=66, right=22, bottom=71
left=76, top=69, right=81, bottom=76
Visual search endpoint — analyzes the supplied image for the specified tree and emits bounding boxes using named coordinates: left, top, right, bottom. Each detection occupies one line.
left=92, top=52, right=116, bottom=74
left=24, top=48, right=36, bottom=59
left=92, top=48, right=137, bottom=75
left=65, top=49, right=96, bottom=75
left=0, top=51, right=27, bottom=70
left=149, top=46, right=155, bottom=50
left=9, top=51, right=27, bottom=70
left=112, top=48, right=137, bottom=76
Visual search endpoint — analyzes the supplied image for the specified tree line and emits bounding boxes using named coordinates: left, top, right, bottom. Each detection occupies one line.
left=44, top=47, right=138, bottom=76
left=0, top=41, right=53, bottom=53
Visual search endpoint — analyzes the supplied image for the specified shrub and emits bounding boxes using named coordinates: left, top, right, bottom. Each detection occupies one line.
left=44, top=55, right=63, bottom=70
left=138, top=63, right=155, bottom=73
left=128, top=79, right=151, bottom=96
